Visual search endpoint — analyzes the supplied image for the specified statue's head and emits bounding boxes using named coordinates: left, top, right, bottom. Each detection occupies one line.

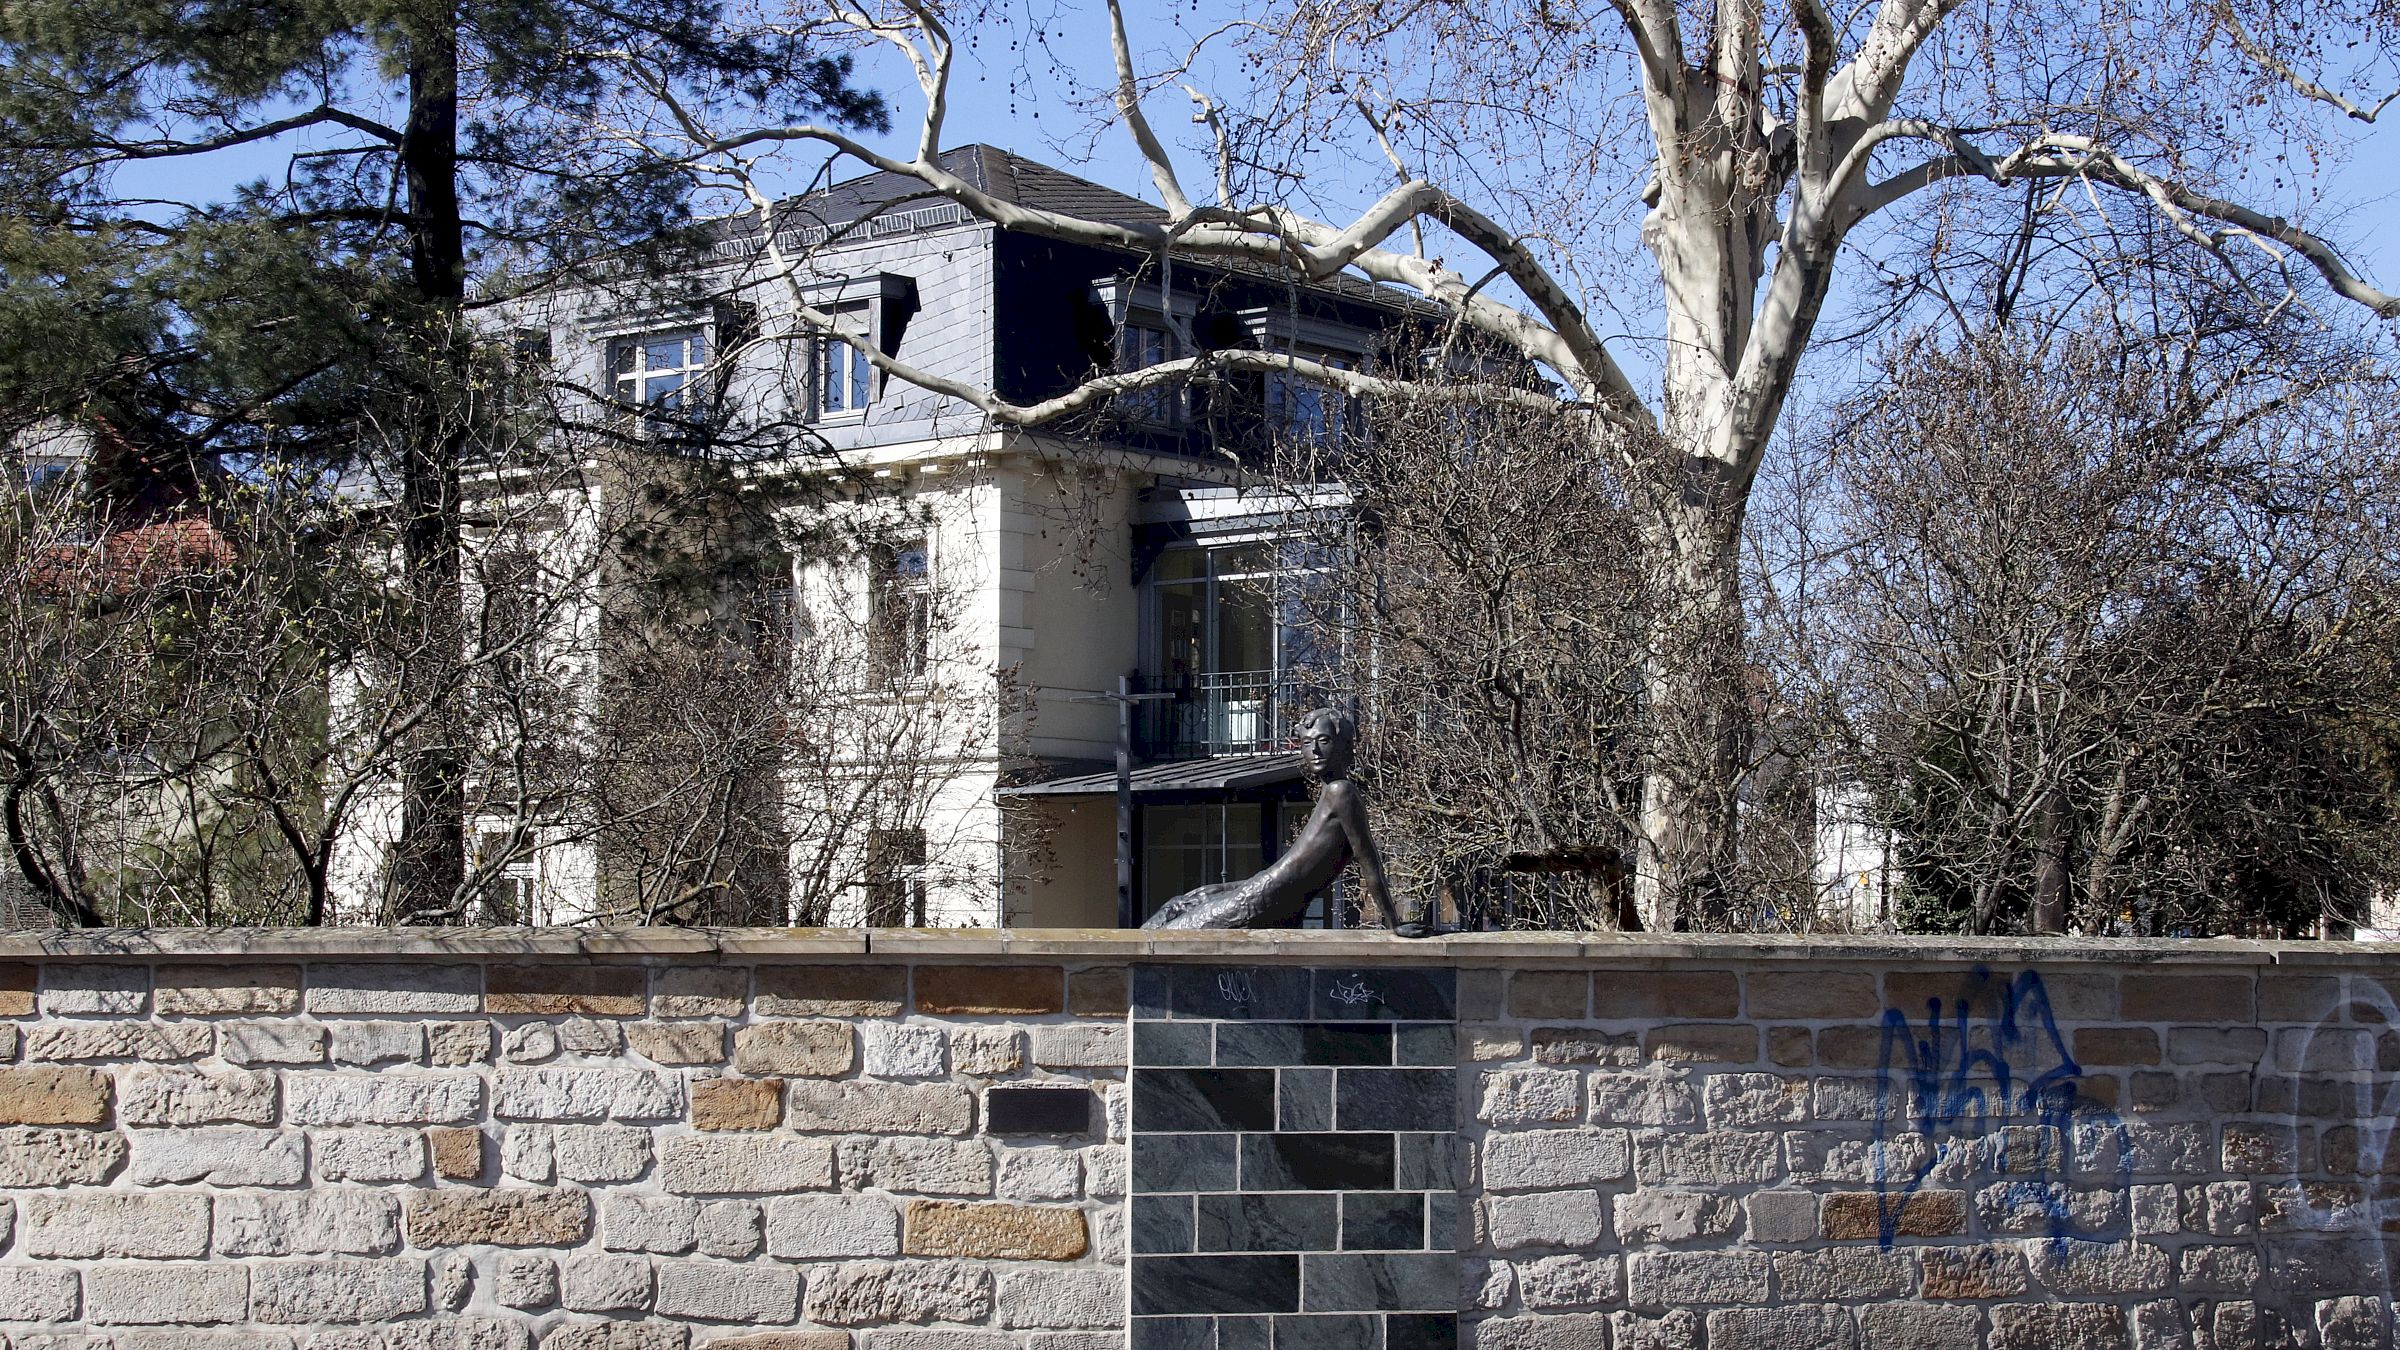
left=1297, top=705, right=1357, bottom=781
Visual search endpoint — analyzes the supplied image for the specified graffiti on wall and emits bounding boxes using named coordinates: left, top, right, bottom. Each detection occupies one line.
left=1871, top=966, right=2131, bottom=1250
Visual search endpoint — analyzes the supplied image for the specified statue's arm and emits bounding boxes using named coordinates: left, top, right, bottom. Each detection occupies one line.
left=1331, top=783, right=1403, bottom=929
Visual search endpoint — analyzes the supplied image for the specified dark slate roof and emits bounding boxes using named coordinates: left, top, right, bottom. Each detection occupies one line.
left=749, top=144, right=1166, bottom=243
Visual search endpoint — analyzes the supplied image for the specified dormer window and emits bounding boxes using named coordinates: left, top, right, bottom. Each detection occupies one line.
left=814, top=304, right=874, bottom=418
left=1266, top=351, right=1356, bottom=447
left=796, top=273, right=919, bottom=424
left=610, top=329, right=708, bottom=411
left=1119, top=319, right=1181, bottom=424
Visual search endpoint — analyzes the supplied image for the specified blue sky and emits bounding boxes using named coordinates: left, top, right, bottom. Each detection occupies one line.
left=117, top=2, right=2400, bottom=406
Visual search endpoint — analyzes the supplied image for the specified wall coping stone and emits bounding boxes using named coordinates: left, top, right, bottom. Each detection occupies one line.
left=0, top=925, right=2381, bottom=968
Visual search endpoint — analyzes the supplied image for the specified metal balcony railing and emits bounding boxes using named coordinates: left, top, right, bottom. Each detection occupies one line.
left=1137, top=669, right=1293, bottom=759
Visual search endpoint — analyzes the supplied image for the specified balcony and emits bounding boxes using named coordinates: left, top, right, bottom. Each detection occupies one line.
left=1137, top=670, right=1295, bottom=759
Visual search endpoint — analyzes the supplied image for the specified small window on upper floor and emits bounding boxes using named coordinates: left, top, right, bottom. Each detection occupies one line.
left=1119, top=319, right=1183, bottom=425
left=1266, top=351, right=1358, bottom=448
left=814, top=303, right=875, bottom=420
left=610, top=328, right=709, bottom=413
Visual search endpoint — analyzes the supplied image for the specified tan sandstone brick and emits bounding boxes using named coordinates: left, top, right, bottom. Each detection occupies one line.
left=1509, top=971, right=1589, bottom=1020
left=1067, top=966, right=1129, bottom=1017
left=1591, top=971, right=1738, bottom=1020
left=755, top=966, right=904, bottom=1018
left=2121, top=973, right=2254, bottom=1023
left=914, top=965, right=1064, bottom=1016
left=653, top=967, right=748, bottom=1019
left=695, top=1335, right=851, bottom=1350
left=429, top=1127, right=486, bottom=1180
left=1919, top=1245, right=2030, bottom=1298
left=901, top=1199, right=1088, bottom=1261
left=1747, top=972, right=1879, bottom=1020
left=692, top=1078, right=783, bottom=1131
left=486, top=966, right=646, bottom=1017
left=628, top=1023, right=728, bottom=1066
left=1645, top=1024, right=1758, bottom=1064
left=1821, top=1189, right=1967, bottom=1240
left=154, top=963, right=302, bottom=1015
left=409, top=1189, right=592, bottom=1246
left=2073, top=1027, right=2161, bottom=1066
left=0, top=964, right=34, bottom=1017
left=0, top=1066, right=109, bottom=1125
left=732, top=1023, right=853, bottom=1077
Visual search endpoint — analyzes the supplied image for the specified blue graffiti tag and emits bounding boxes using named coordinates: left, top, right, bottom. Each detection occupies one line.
left=1871, top=967, right=2131, bottom=1250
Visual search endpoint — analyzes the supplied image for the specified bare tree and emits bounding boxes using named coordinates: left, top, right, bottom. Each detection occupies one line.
left=604, top=0, right=2400, bottom=925
left=1754, top=319, right=2400, bottom=936
left=1274, top=387, right=1653, bottom=928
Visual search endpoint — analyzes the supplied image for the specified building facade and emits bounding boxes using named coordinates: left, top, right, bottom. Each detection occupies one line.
left=338, top=146, right=1427, bottom=930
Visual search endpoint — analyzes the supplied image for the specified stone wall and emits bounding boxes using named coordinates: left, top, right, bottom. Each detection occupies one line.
left=0, top=930, right=2385, bottom=1350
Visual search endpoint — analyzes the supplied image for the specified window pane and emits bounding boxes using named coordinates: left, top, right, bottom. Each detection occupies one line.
left=1215, top=575, right=1273, bottom=672
left=1156, top=549, right=1205, bottom=582
left=645, top=337, right=686, bottom=371
left=1214, top=543, right=1273, bottom=577
left=848, top=346, right=870, bottom=409
left=646, top=372, right=684, bottom=406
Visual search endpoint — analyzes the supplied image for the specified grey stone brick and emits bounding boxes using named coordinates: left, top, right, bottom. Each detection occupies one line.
left=696, top=1201, right=763, bottom=1258
left=1482, top=1128, right=1630, bottom=1190
left=86, top=1263, right=247, bottom=1325
left=1745, top=1189, right=1819, bottom=1243
left=836, top=1137, right=994, bottom=1196
left=1616, top=1188, right=1740, bottom=1244
left=1636, top=1130, right=1781, bottom=1185
left=220, top=1021, right=329, bottom=1065
left=1476, top=1068, right=1582, bottom=1124
left=659, top=1135, right=835, bottom=1194
left=1858, top=1303, right=1980, bottom=1350
left=1707, top=1306, right=1859, bottom=1350
left=0, top=1265, right=81, bottom=1321
left=1627, top=1251, right=1770, bottom=1308
left=561, top=1254, right=653, bottom=1313
left=1517, top=1253, right=1625, bottom=1309
left=1987, top=1303, right=2129, bottom=1350
left=992, top=1268, right=1118, bottom=1329
left=783, top=1079, right=974, bottom=1134
left=26, top=1021, right=211, bottom=1061
left=1485, top=1189, right=1607, bottom=1250
left=1770, top=1247, right=1912, bottom=1300
left=652, top=1262, right=798, bottom=1323
left=311, top=1128, right=424, bottom=1182
left=306, top=963, right=478, bottom=1014
left=0, top=1125, right=124, bottom=1184
left=213, top=1189, right=401, bottom=1256
left=1031, top=1024, right=1126, bottom=1069
left=1702, top=1072, right=1810, bottom=1127
left=23, top=1192, right=209, bottom=1258
left=42, top=964, right=149, bottom=1015
left=1471, top=1314, right=1611, bottom=1350
left=602, top=1194, right=700, bottom=1254
left=767, top=1194, right=903, bottom=1258
left=332, top=1021, right=425, bottom=1066
left=803, top=1261, right=991, bottom=1325
left=285, top=1074, right=483, bottom=1125
left=117, top=1065, right=278, bottom=1125
left=1610, top=1310, right=1704, bottom=1350
left=128, top=1126, right=306, bottom=1185
left=495, top=1254, right=558, bottom=1310
left=494, top=1068, right=681, bottom=1122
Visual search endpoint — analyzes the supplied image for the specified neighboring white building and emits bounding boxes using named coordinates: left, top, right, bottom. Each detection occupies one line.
left=329, top=146, right=1421, bottom=930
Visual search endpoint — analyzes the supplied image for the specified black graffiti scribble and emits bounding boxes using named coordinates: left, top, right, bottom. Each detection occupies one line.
left=1872, top=967, right=2131, bottom=1250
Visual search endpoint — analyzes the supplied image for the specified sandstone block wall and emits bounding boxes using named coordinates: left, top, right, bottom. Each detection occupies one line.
left=0, top=931, right=2385, bottom=1350
left=0, top=945, right=1129, bottom=1350
left=1459, top=960, right=2400, bottom=1349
